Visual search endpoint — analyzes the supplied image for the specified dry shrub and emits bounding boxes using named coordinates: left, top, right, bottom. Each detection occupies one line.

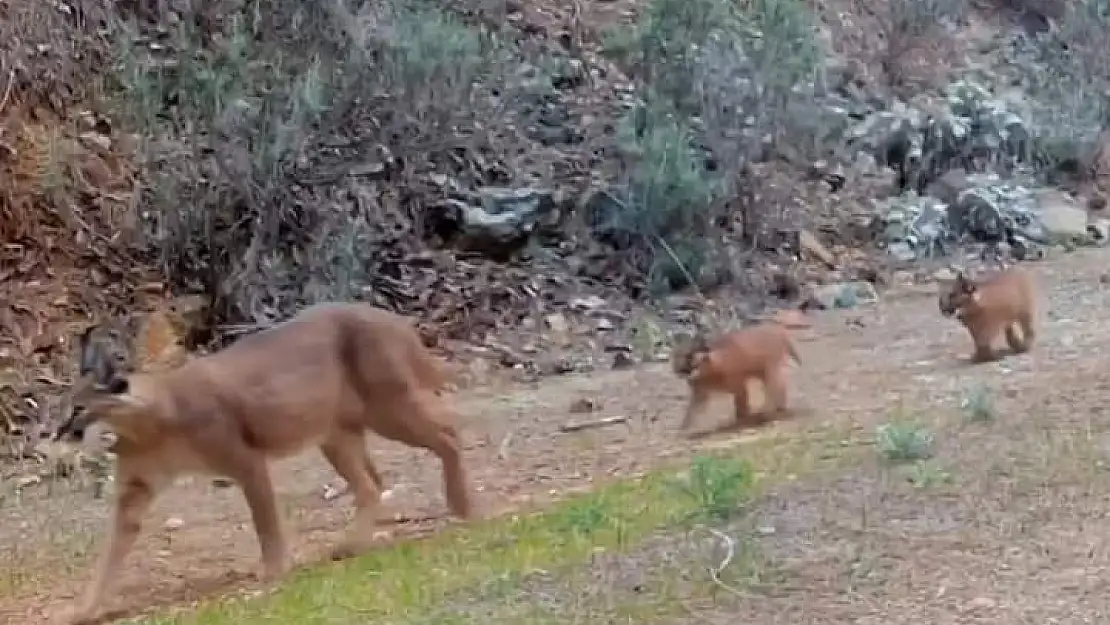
left=0, top=0, right=137, bottom=250
left=876, top=0, right=968, bottom=96
left=0, top=0, right=116, bottom=112
left=1016, top=0, right=1110, bottom=187
left=0, top=107, right=50, bottom=243
left=108, top=0, right=500, bottom=328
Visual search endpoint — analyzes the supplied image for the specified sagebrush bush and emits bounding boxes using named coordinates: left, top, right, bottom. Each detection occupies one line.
left=1016, top=0, right=1110, bottom=183
left=604, top=0, right=823, bottom=293
left=109, top=0, right=496, bottom=327
left=614, top=106, right=722, bottom=293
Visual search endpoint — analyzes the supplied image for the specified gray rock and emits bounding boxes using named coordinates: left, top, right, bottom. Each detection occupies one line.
left=803, top=281, right=879, bottom=310
left=926, top=169, right=972, bottom=207
left=1032, top=189, right=1087, bottom=243
left=434, top=187, right=558, bottom=257
left=1088, top=219, right=1110, bottom=244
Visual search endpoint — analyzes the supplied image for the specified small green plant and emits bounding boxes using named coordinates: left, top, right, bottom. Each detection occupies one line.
left=962, top=385, right=995, bottom=422
left=903, top=461, right=953, bottom=489
left=833, top=285, right=860, bottom=309
left=630, top=316, right=666, bottom=360
left=677, top=455, right=754, bottom=521
left=875, top=421, right=934, bottom=463
left=554, top=498, right=614, bottom=538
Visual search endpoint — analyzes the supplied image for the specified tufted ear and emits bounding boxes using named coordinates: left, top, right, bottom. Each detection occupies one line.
left=954, top=270, right=977, bottom=293
left=81, top=377, right=160, bottom=444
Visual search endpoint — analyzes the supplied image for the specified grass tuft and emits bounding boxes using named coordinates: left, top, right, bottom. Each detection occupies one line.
left=875, top=421, right=935, bottom=463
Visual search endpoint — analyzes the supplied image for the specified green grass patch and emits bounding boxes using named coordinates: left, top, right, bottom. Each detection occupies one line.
left=128, top=427, right=862, bottom=624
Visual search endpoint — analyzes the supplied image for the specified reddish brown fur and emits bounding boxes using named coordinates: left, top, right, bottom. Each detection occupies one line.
left=673, top=321, right=802, bottom=434
left=55, top=303, right=475, bottom=624
left=938, top=266, right=1037, bottom=363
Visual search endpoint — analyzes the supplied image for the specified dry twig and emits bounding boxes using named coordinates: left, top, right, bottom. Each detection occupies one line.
left=695, top=525, right=755, bottom=599
left=0, top=68, right=14, bottom=118
left=559, top=415, right=629, bottom=433
left=497, top=430, right=514, bottom=460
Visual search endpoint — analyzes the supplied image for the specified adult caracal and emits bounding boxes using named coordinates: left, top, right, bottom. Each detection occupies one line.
left=55, top=302, right=476, bottom=624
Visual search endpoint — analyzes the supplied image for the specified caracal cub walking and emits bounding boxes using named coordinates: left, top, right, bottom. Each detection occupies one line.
left=55, top=302, right=477, bottom=625
left=938, top=266, right=1036, bottom=363
left=672, top=320, right=803, bottom=435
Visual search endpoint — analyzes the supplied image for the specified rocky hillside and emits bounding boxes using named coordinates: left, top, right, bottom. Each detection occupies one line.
left=0, top=0, right=1107, bottom=446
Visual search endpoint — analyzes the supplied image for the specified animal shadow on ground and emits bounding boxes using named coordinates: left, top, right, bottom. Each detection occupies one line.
left=684, top=406, right=812, bottom=440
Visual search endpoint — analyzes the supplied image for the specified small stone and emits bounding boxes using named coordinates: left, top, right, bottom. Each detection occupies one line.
left=569, top=397, right=597, bottom=413
left=611, top=352, right=635, bottom=370
left=163, top=517, right=184, bottom=531
left=78, top=131, right=112, bottom=154
left=570, top=295, right=606, bottom=310
left=544, top=313, right=569, bottom=334
left=892, top=270, right=915, bottom=286
left=322, top=483, right=346, bottom=501
left=964, top=597, right=997, bottom=611
left=932, top=268, right=956, bottom=282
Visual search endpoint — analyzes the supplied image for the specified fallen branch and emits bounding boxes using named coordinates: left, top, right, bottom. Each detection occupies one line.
left=0, top=68, right=13, bottom=118
left=558, top=415, right=628, bottom=433
left=696, top=525, right=754, bottom=599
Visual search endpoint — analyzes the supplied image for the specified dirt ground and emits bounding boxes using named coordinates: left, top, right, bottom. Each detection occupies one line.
left=3, top=247, right=1110, bottom=623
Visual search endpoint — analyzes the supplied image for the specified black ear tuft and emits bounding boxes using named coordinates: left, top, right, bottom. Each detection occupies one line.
left=106, top=376, right=130, bottom=394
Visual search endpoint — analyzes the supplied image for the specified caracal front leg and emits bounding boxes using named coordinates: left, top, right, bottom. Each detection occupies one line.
left=230, top=454, right=290, bottom=582
left=680, top=384, right=712, bottom=434
left=762, top=366, right=792, bottom=421
left=62, top=472, right=157, bottom=625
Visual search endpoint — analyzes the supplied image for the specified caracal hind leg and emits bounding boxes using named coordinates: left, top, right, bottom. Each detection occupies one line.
left=63, top=472, right=157, bottom=625
left=969, top=327, right=1000, bottom=363
left=680, top=384, right=712, bottom=433
left=380, top=390, right=476, bottom=520
left=321, top=432, right=386, bottom=557
left=365, top=453, right=386, bottom=492
left=1007, top=312, right=1035, bottom=353
left=731, top=381, right=762, bottom=429
left=1004, top=324, right=1026, bottom=354
left=763, top=366, right=792, bottom=420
